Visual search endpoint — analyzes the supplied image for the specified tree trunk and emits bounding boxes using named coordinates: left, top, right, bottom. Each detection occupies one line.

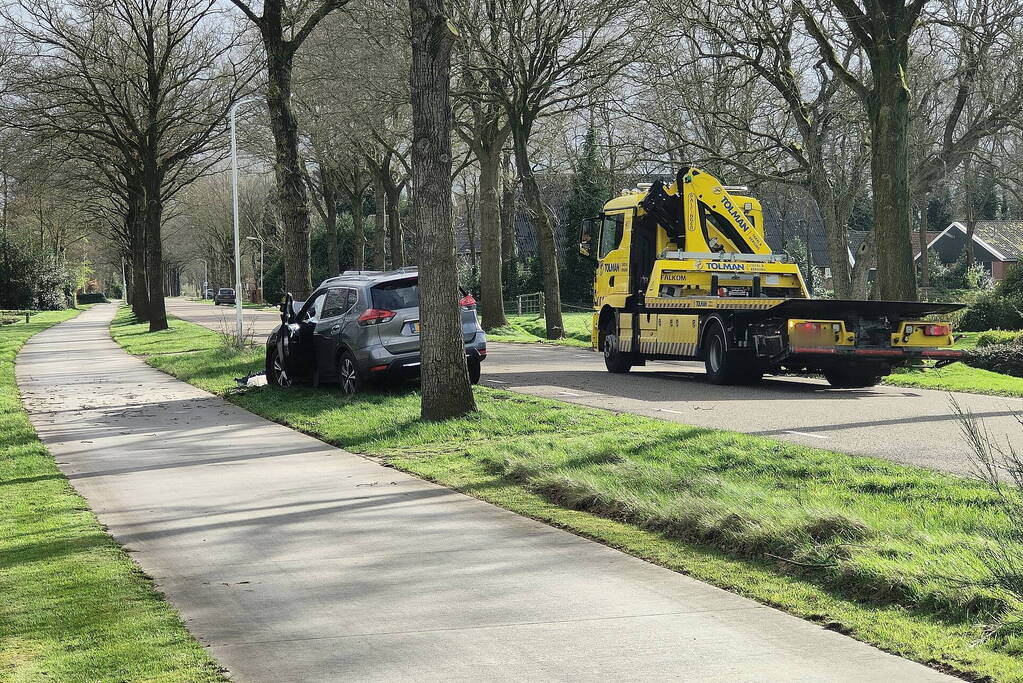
left=351, top=198, right=366, bottom=270
left=869, top=51, right=917, bottom=301
left=265, top=44, right=312, bottom=299
left=917, top=192, right=929, bottom=290
left=850, top=230, right=876, bottom=299
left=807, top=170, right=851, bottom=298
left=142, top=165, right=168, bottom=332
left=511, top=127, right=563, bottom=338
left=127, top=178, right=150, bottom=320
left=321, top=167, right=340, bottom=276
left=500, top=150, right=517, bottom=298
left=384, top=175, right=405, bottom=268
left=372, top=171, right=387, bottom=269
left=478, top=149, right=507, bottom=328
left=963, top=158, right=977, bottom=269
left=409, top=0, right=476, bottom=420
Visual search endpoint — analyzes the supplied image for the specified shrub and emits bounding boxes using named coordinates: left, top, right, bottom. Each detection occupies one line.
left=976, top=330, right=1023, bottom=347
left=958, top=292, right=1023, bottom=331
left=963, top=343, right=1023, bottom=378
left=996, top=263, right=1023, bottom=298
left=76, top=292, right=108, bottom=304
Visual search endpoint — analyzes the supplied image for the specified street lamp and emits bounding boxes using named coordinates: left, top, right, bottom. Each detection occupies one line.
left=246, top=236, right=264, bottom=303
left=201, top=259, right=208, bottom=298
left=230, top=96, right=260, bottom=346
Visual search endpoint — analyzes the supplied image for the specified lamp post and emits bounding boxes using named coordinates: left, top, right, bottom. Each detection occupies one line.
left=230, top=97, right=260, bottom=346
left=201, top=259, right=208, bottom=298
left=246, top=236, right=264, bottom=303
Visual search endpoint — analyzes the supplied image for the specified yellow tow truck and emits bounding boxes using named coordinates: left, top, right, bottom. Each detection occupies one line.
left=580, top=166, right=964, bottom=387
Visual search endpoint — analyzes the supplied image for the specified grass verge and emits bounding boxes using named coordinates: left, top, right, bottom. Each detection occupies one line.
left=884, top=362, right=1023, bottom=398
left=486, top=311, right=592, bottom=347
left=110, top=306, right=1023, bottom=681
left=2, top=308, right=224, bottom=682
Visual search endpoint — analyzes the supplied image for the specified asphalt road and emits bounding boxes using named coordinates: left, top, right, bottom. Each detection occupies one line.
left=165, top=297, right=1021, bottom=476
left=17, top=303, right=950, bottom=681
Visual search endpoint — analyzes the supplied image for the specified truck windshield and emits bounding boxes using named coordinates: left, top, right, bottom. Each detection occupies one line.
left=372, top=279, right=419, bottom=310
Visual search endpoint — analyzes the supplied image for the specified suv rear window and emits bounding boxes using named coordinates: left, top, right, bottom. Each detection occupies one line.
left=372, top=278, right=419, bottom=310
left=219, top=288, right=234, bottom=294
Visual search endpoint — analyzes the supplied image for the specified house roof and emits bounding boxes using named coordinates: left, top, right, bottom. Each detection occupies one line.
left=921, top=221, right=1023, bottom=262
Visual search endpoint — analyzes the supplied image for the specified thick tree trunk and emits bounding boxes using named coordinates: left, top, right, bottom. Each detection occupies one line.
left=409, top=0, right=476, bottom=420
left=500, top=151, right=517, bottom=298
left=511, top=129, right=563, bottom=338
left=372, top=172, right=387, bottom=269
left=265, top=45, right=312, bottom=299
left=385, top=182, right=404, bottom=268
left=478, top=149, right=507, bottom=329
left=869, top=52, right=917, bottom=302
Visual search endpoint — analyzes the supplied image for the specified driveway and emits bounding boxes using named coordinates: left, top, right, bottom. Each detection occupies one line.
left=15, top=303, right=950, bottom=681
left=164, top=297, right=1019, bottom=477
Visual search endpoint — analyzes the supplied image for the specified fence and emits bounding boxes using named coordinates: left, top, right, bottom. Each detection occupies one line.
left=503, top=293, right=594, bottom=317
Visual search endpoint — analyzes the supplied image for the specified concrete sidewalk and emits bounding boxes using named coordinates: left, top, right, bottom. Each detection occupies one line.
left=16, top=303, right=951, bottom=682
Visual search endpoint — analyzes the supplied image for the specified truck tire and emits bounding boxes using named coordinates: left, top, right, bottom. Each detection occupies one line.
left=602, top=319, right=633, bottom=373
left=824, top=365, right=883, bottom=389
left=703, top=324, right=761, bottom=385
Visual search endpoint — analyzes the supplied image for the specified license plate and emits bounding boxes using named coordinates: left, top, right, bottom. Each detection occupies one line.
left=410, top=321, right=420, bottom=334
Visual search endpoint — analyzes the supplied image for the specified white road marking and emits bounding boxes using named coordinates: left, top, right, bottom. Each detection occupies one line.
left=559, top=391, right=582, bottom=397
left=783, top=430, right=830, bottom=439
left=485, top=379, right=509, bottom=385
left=658, top=408, right=685, bottom=414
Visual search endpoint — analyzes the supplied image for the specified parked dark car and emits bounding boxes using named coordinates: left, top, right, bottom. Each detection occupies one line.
left=265, top=268, right=487, bottom=394
left=214, top=288, right=236, bottom=305
left=204, top=288, right=214, bottom=299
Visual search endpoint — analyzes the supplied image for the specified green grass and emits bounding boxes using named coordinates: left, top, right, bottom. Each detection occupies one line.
left=1, top=309, right=224, bottom=682
left=487, top=311, right=593, bottom=347
left=885, top=362, right=1023, bottom=397
left=109, top=306, right=1023, bottom=680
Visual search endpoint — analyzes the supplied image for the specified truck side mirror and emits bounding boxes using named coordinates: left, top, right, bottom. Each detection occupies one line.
left=579, top=217, right=595, bottom=257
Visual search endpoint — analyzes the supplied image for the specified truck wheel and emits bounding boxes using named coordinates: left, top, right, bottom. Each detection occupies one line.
left=703, top=324, right=761, bottom=385
left=824, top=365, right=883, bottom=389
left=602, top=320, right=633, bottom=373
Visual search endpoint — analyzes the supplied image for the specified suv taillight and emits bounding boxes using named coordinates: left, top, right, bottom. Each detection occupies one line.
left=459, top=294, right=476, bottom=310
left=358, top=308, right=396, bottom=326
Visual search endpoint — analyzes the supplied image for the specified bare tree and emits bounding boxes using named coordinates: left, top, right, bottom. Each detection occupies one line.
left=410, top=0, right=476, bottom=419
left=457, top=0, right=633, bottom=338
left=7, top=0, right=249, bottom=330
left=229, top=0, right=352, bottom=299
left=644, top=0, right=871, bottom=298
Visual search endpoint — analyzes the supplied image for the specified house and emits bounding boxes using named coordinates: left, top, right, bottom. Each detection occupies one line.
left=917, top=221, right=1023, bottom=282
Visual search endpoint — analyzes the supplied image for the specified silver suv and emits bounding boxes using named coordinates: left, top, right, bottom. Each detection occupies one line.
left=265, top=268, right=487, bottom=393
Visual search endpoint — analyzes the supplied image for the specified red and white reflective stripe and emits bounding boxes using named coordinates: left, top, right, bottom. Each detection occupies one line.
left=790, top=346, right=964, bottom=359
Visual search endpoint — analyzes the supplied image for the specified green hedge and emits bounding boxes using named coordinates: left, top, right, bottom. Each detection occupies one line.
left=976, top=330, right=1023, bottom=347
left=958, top=292, right=1023, bottom=331
left=963, top=343, right=1023, bottom=378
left=76, top=292, right=108, bottom=304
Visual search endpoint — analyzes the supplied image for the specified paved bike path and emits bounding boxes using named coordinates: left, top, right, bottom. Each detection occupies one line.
left=15, top=303, right=950, bottom=681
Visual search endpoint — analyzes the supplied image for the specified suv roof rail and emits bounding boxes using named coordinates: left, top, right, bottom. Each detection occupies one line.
left=394, top=266, right=418, bottom=273
left=340, top=270, right=383, bottom=276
